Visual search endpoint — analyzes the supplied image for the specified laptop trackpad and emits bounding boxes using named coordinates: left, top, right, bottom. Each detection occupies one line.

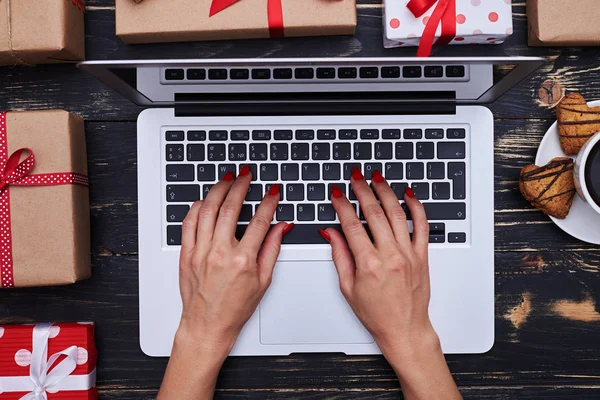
left=260, top=261, right=373, bottom=345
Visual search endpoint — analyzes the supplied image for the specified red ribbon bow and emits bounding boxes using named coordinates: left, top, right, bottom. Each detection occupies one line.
left=0, top=113, right=89, bottom=288
left=407, top=0, right=456, bottom=57
left=209, top=0, right=284, bottom=38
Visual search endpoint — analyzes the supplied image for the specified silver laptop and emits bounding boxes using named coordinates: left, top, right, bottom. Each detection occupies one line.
left=80, top=57, right=544, bottom=356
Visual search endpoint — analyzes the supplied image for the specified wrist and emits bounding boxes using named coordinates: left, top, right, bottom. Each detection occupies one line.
left=174, top=320, right=237, bottom=363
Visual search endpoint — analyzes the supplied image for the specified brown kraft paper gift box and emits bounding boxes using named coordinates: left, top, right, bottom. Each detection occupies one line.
left=0, top=0, right=85, bottom=65
left=528, top=0, right=600, bottom=46
left=1, top=110, right=90, bottom=288
left=116, top=0, right=356, bottom=44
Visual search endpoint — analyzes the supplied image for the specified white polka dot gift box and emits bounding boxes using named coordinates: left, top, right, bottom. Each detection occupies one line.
left=0, top=111, right=90, bottom=289
left=383, top=0, right=513, bottom=55
left=0, top=322, right=97, bottom=399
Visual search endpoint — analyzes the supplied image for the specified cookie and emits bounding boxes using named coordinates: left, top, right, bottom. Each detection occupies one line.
left=519, top=157, right=576, bottom=219
left=557, top=93, right=600, bottom=155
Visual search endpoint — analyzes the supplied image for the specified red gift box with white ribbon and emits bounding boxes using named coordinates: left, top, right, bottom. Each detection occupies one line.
left=0, top=323, right=97, bottom=399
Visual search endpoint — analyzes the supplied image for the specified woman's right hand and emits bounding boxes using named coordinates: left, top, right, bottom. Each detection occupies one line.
left=321, top=168, right=462, bottom=399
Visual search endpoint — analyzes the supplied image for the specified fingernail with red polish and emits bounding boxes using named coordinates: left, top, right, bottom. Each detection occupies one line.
left=372, top=170, right=384, bottom=183
left=405, top=187, right=415, bottom=198
left=223, top=171, right=235, bottom=181
left=239, top=165, right=251, bottom=177
left=268, top=184, right=280, bottom=196
left=331, top=185, right=343, bottom=199
left=283, top=223, right=295, bottom=236
left=318, top=229, right=331, bottom=243
left=351, top=167, right=364, bottom=181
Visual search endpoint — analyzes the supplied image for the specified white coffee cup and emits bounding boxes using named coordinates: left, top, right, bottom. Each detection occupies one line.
left=574, top=131, right=600, bottom=215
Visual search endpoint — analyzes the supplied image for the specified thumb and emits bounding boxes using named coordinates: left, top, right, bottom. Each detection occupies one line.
left=323, top=228, right=355, bottom=297
left=257, top=222, right=289, bottom=287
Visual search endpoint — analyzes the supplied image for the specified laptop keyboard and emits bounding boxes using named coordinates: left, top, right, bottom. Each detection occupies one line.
left=164, top=124, right=469, bottom=246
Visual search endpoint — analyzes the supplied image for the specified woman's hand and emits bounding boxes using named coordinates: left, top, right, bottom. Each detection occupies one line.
left=322, top=168, right=461, bottom=400
left=158, top=167, right=292, bottom=400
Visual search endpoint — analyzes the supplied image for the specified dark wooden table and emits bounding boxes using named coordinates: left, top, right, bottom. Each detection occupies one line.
left=2, top=1, right=600, bottom=398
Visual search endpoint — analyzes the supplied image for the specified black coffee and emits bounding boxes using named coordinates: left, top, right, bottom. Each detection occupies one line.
left=585, top=141, right=600, bottom=207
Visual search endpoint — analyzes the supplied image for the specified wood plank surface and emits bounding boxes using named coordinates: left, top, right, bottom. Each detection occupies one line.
left=1, top=0, right=599, bottom=398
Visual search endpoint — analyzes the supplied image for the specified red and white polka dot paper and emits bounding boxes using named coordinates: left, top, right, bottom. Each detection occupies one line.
left=384, top=0, right=513, bottom=49
left=0, top=322, right=98, bottom=399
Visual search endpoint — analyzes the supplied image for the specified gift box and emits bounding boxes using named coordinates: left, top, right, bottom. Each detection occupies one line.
left=527, top=0, right=600, bottom=46
left=0, top=110, right=90, bottom=289
left=0, top=0, right=85, bottom=66
left=0, top=322, right=97, bottom=399
left=115, top=0, right=357, bottom=44
left=383, top=0, right=513, bottom=55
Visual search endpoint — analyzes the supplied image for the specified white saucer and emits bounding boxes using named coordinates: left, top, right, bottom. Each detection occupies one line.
left=535, top=100, right=600, bottom=245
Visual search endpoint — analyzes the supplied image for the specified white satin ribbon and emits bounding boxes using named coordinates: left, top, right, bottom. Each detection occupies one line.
left=0, top=323, right=96, bottom=399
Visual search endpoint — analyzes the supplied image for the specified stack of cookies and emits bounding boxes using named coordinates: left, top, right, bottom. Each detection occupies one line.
left=519, top=93, right=599, bottom=219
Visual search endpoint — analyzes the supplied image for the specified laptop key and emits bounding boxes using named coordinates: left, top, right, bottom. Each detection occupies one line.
left=416, top=142, right=435, bottom=159
left=382, top=129, right=401, bottom=139
left=260, top=164, right=278, bottom=181
left=218, top=164, right=236, bottom=180
left=360, top=129, right=379, bottom=140
left=252, top=69, right=271, bottom=79
left=187, top=144, right=205, bottom=161
left=165, top=69, right=184, bottom=80
left=167, top=164, right=194, bottom=182
left=448, top=232, right=467, bottom=243
left=364, top=163, right=382, bottom=180
left=295, top=68, right=314, bottom=79
left=202, top=184, right=214, bottom=199
left=354, top=143, right=372, bottom=160
left=328, top=183, right=346, bottom=200
left=429, top=234, right=445, bottom=244
left=228, top=144, right=246, bottom=161
left=432, top=182, right=451, bottom=200
left=281, top=164, right=300, bottom=181
left=187, top=130, right=206, bottom=141
left=424, top=66, right=444, bottom=78
left=274, top=68, right=293, bottom=79
left=317, top=68, right=336, bottom=79
left=166, top=131, right=184, bottom=141
left=339, top=129, right=358, bottom=140
left=446, top=65, right=465, bottom=78
left=239, top=205, right=254, bottom=222
left=360, top=67, right=379, bottom=79
left=297, top=204, right=315, bottom=221
left=447, top=128, right=466, bottom=139
left=318, top=204, right=336, bottom=221
left=425, top=129, right=444, bottom=139
left=187, top=69, right=206, bottom=80
left=429, top=223, right=445, bottom=233
left=166, top=144, right=184, bottom=162
left=276, top=204, right=294, bottom=221
left=385, top=163, right=403, bottom=180
left=403, top=66, right=422, bottom=78
left=166, top=185, right=200, bottom=202
left=167, top=205, right=190, bottom=223
left=209, top=130, right=228, bottom=141
left=231, top=130, right=250, bottom=141
left=291, top=143, right=309, bottom=160
left=312, top=143, right=330, bottom=160
left=402, top=202, right=466, bottom=220
left=391, top=183, right=409, bottom=199
left=246, top=184, right=263, bottom=201
left=208, top=69, right=227, bottom=80
left=296, top=130, right=315, bottom=140
left=166, top=225, right=182, bottom=246
left=286, top=184, right=304, bottom=201
left=230, top=69, right=249, bottom=80
left=197, top=165, right=216, bottom=181
left=404, top=129, right=423, bottom=139
left=252, top=130, right=271, bottom=140
left=375, top=142, right=393, bottom=160
left=381, top=66, right=400, bottom=78
left=265, top=184, right=284, bottom=201
left=411, top=183, right=430, bottom=200
left=438, top=142, right=466, bottom=159
left=302, top=163, right=320, bottom=180
left=343, top=163, right=361, bottom=180
left=317, top=129, right=336, bottom=140
left=427, top=162, right=445, bottom=179
left=207, top=144, right=226, bottom=161
left=274, top=130, right=293, bottom=140
left=250, top=144, right=268, bottom=161
left=307, top=183, right=326, bottom=200
left=406, top=162, right=425, bottom=180
left=448, top=162, right=466, bottom=199
left=322, top=163, right=341, bottom=180
left=240, top=164, right=258, bottom=181
left=338, top=67, right=357, bottom=79
left=270, top=143, right=289, bottom=161
left=333, top=143, right=352, bottom=160
left=395, top=143, right=414, bottom=160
